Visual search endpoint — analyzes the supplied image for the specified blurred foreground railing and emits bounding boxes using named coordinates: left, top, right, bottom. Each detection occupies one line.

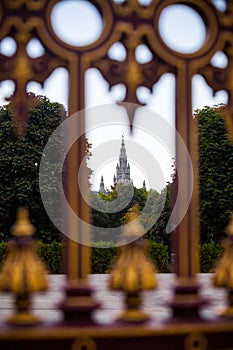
left=1, top=1, right=233, bottom=349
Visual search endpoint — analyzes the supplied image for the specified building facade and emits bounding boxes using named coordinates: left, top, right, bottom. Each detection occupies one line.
left=113, top=135, right=132, bottom=185
left=99, top=135, right=146, bottom=193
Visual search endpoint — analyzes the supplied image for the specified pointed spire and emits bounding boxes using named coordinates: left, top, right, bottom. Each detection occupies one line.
left=115, top=135, right=131, bottom=185
left=143, top=180, right=146, bottom=190
left=121, top=134, right=125, bottom=146
left=99, top=176, right=105, bottom=193
left=120, top=134, right=126, bottom=158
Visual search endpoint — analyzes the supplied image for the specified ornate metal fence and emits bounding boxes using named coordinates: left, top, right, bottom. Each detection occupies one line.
left=1, top=0, right=233, bottom=348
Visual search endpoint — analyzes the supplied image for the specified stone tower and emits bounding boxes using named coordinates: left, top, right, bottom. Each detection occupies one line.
left=113, top=135, right=131, bottom=185
left=99, top=175, right=105, bottom=193
left=143, top=180, right=146, bottom=190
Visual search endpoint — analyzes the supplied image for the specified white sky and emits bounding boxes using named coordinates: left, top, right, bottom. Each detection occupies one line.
left=0, top=0, right=228, bottom=192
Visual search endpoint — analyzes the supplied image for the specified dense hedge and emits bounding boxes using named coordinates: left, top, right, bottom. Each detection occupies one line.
left=91, top=241, right=118, bottom=274
left=0, top=242, right=7, bottom=269
left=147, top=241, right=170, bottom=272
left=38, top=241, right=64, bottom=274
left=0, top=240, right=224, bottom=274
left=91, top=241, right=171, bottom=273
left=200, top=241, right=224, bottom=273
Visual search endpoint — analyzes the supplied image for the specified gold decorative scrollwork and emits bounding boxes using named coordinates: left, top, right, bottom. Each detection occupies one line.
left=3, top=0, right=46, bottom=11
left=0, top=3, right=2, bottom=25
left=184, top=332, right=208, bottom=350
left=153, top=0, right=219, bottom=59
left=0, top=13, right=67, bottom=135
left=71, top=337, right=97, bottom=350
left=46, top=0, right=114, bottom=52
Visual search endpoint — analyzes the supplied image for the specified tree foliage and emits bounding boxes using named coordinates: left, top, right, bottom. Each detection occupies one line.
left=197, top=106, right=233, bottom=243
left=144, top=183, right=172, bottom=248
left=3, top=97, right=231, bottom=247
left=91, top=182, right=172, bottom=245
left=0, top=94, right=65, bottom=242
left=91, top=105, right=233, bottom=246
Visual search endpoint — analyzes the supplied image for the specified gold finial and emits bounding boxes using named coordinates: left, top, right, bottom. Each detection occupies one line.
left=122, top=206, right=144, bottom=239
left=226, top=212, right=233, bottom=236
left=11, top=207, right=35, bottom=237
left=109, top=207, right=157, bottom=322
left=0, top=207, right=48, bottom=325
left=213, top=211, right=233, bottom=317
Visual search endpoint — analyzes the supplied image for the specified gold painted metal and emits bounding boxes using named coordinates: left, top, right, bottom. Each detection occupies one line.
left=0, top=0, right=95, bottom=320
left=184, top=332, right=208, bottom=350
left=3, top=0, right=47, bottom=11
left=0, top=207, right=48, bottom=325
left=71, top=336, right=97, bottom=350
left=109, top=210, right=157, bottom=322
left=213, top=212, right=233, bottom=317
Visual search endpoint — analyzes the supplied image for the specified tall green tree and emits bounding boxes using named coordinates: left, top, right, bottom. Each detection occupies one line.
left=144, top=182, right=172, bottom=248
left=0, top=93, right=65, bottom=242
left=197, top=106, right=233, bottom=243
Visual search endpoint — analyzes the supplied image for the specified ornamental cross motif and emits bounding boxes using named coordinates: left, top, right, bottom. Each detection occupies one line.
left=0, top=0, right=233, bottom=136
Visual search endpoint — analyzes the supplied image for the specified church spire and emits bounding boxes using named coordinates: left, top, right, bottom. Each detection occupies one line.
left=121, top=134, right=125, bottom=146
left=120, top=134, right=126, bottom=159
left=99, top=176, right=105, bottom=193
left=114, top=135, right=131, bottom=185
left=143, top=180, right=146, bottom=190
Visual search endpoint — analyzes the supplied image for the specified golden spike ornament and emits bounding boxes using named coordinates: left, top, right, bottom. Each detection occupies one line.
left=0, top=207, right=48, bottom=325
left=213, top=212, right=233, bottom=317
left=109, top=208, right=157, bottom=322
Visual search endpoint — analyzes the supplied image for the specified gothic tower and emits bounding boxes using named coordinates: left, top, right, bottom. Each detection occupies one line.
left=113, top=135, right=131, bottom=185
left=99, top=175, right=105, bottom=193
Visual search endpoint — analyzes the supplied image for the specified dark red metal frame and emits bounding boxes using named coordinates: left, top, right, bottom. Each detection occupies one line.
left=1, top=0, right=233, bottom=349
